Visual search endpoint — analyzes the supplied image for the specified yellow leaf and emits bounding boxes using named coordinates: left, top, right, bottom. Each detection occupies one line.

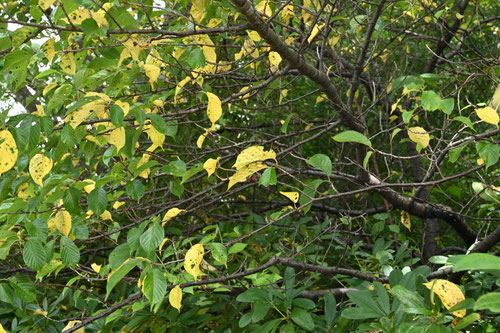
left=159, top=237, right=169, bottom=255
left=256, top=0, right=273, bottom=16
left=100, top=210, right=112, bottom=220
left=91, top=263, right=102, bottom=273
left=184, top=243, right=204, bottom=281
left=227, top=162, right=267, bottom=190
left=190, top=0, right=205, bottom=23
left=477, top=158, right=485, bottom=165
left=114, top=100, right=130, bottom=116
left=216, top=61, right=231, bottom=73
left=197, top=131, right=207, bottom=148
left=175, top=76, right=191, bottom=102
left=146, top=48, right=163, bottom=67
left=491, top=84, right=500, bottom=111
left=137, top=153, right=151, bottom=179
left=47, top=217, right=56, bottom=233
left=0, top=324, right=4, bottom=333
left=423, top=279, right=466, bottom=317
left=38, top=0, right=56, bottom=10
left=65, top=9, right=90, bottom=24
left=206, top=92, right=222, bottom=126
left=34, top=308, right=48, bottom=316
left=143, top=63, right=160, bottom=88
left=329, top=35, right=340, bottom=48
left=280, top=191, right=299, bottom=204
left=43, top=82, right=58, bottom=96
left=169, top=285, right=183, bottom=312
left=247, top=31, right=261, bottom=43
left=144, top=122, right=166, bottom=147
left=29, top=154, right=53, bottom=187
left=62, top=320, right=84, bottom=333
left=123, top=37, right=150, bottom=61
left=280, top=5, right=294, bottom=23
left=33, top=104, right=45, bottom=117
left=0, top=130, right=18, bottom=176
left=113, top=201, right=125, bottom=209
left=476, top=106, right=499, bottom=127
left=163, top=208, right=186, bottom=226
left=60, top=52, right=76, bottom=75
left=203, top=157, right=220, bottom=177
left=400, top=211, right=411, bottom=231
left=83, top=179, right=95, bottom=194
left=232, top=146, right=277, bottom=170
left=407, top=126, right=430, bottom=148
left=105, top=127, right=126, bottom=152
left=55, top=209, right=72, bottom=237
left=308, top=23, right=324, bottom=44
left=65, top=100, right=104, bottom=129
left=42, top=37, right=55, bottom=62
left=268, top=51, right=282, bottom=73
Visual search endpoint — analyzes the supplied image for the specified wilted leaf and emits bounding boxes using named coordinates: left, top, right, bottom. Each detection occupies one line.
left=400, top=211, right=411, bottom=231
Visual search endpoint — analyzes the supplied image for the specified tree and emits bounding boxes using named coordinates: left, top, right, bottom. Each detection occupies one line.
left=0, top=0, right=499, bottom=331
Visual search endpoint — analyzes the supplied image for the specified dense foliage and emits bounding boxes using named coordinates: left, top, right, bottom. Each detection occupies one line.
left=0, top=0, right=500, bottom=332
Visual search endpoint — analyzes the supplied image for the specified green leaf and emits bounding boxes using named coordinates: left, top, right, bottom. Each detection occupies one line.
left=228, top=242, right=247, bottom=254
left=421, top=90, right=441, bottom=111
left=109, top=104, right=125, bottom=127
left=440, top=98, right=454, bottom=115
left=476, top=141, right=499, bottom=168
left=109, top=243, right=131, bottom=270
left=281, top=113, right=294, bottom=134
left=148, top=113, right=167, bottom=133
left=453, top=116, right=475, bottom=131
left=236, top=288, right=269, bottom=302
left=341, top=307, right=382, bottom=319
left=324, top=291, right=337, bottom=327
left=188, top=47, right=205, bottom=68
left=391, top=285, right=426, bottom=310
left=453, top=313, right=481, bottom=330
left=106, top=258, right=140, bottom=300
left=453, top=253, right=500, bottom=272
left=143, top=268, right=167, bottom=308
left=140, top=222, right=164, bottom=252
left=88, top=187, right=108, bottom=215
left=23, top=238, right=47, bottom=270
left=126, top=179, right=145, bottom=201
left=61, top=124, right=78, bottom=148
left=210, top=242, right=228, bottom=265
left=170, top=179, right=184, bottom=198
left=474, top=293, right=500, bottom=312
left=363, top=151, right=373, bottom=169
left=290, top=308, right=315, bottom=331
left=61, top=236, right=80, bottom=268
left=448, top=146, right=465, bottom=163
left=346, top=290, right=385, bottom=316
left=307, top=154, right=332, bottom=176
left=299, top=179, right=323, bottom=214
left=165, top=120, right=178, bottom=139
left=163, top=160, right=187, bottom=176
left=259, top=167, right=277, bottom=187
left=257, top=318, right=282, bottom=333
left=333, top=130, right=372, bottom=147
left=81, top=18, right=104, bottom=37
left=9, top=277, right=36, bottom=303
left=252, top=301, right=271, bottom=323
left=63, top=187, right=82, bottom=215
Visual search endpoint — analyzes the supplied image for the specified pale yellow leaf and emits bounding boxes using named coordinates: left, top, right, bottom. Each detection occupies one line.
left=197, top=131, right=207, bottom=148
left=38, top=0, right=56, bottom=10
left=407, top=126, right=430, bottom=148
left=256, top=0, right=273, bottom=16
left=280, top=191, right=299, bottom=204
left=190, top=0, right=205, bottom=23
left=146, top=48, right=163, bottom=67
left=207, top=18, right=221, bottom=27
left=60, top=52, right=76, bottom=75
left=268, top=51, right=282, bottom=73
left=65, top=9, right=90, bottom=24
left=184, top=243, right=204, bottom=281
left=143, top=63, right=160, bottom=88
left=153, top=99, right=164, bottom=107
left=175, top=76, right=191, bottom=102
left=123, top=37, right=150, bottom=61
left=34, top=308, right=48, bottom=316
left=163, top=208, right=186, bottom=226
left=43, top=82, right=58, bottom=96
left=400, top=211, right=411, bottom=231
left=308, top=23, right=324, bottom=44
left=203, top=157, right=220, bottom=177
left=302, top=0, right=315, bottom=24
left=65, top=100, right=103, bottom=129
left=169, top=285, right=182, bottom=312
left=206, top=92, right=222, bottom=126
left=91, top=263, right=102, bottom=273
left=137, top=153, right=151, bottom=179
left=329, top=35, right=340, bottom=48
left=55, top=209, right=72, bottom=236
left=83, top=179, right=95, bottom=194
left=280, top=5, right=294, bottom=23
left=0, top=130, right=18, bottom=177
left=0, top=323, right=5, bottom=333
left=232, top=146, right=277, bottom=170
left=159, top=237, right=169, bottom=255
left=105, top=127, right=126, bottom=152
left=491, top=84, right=500, bottom=111
left=247, top=31, right=261, bottom=43
left=423, top=279, right=466, bottom=317
left=216, top=61, right=231, bottom=73
left=145, top=123, right=165, bottom=147
left=42, top=37, right=55, bottom=62
left=114, top=100, right=130, bottom=116
left=227, top=162, right=267, bottom=190
left=100, top=210, right=112, bottom=220
left=33, top=104, right=45, bottom=117
left=90, top=11, right=107, bottom=27
left=476, top=106, right=499, bottom=127
left=29, top=154, right=53, bottom=187
left=62, top=320, right=84, bottom=333
left=113, top=201, right=125, bottom=209
left=477, top=158, right=485, bottom=165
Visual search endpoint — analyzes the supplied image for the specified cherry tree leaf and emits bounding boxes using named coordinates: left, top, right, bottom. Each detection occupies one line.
left=203, top=157, right=220, bottom=177
left=476, top=106, right=499, bottom=127
left=184, top=243, right=204, bottom=281
left=29, top=154, right=53, bottom=187
left=0, top=130, right=18, bottom=176
left=407, top=127, right=430, bottom=148
left=169, top=285, right=182, bottom=312
left=280, top=191, right=299, bottom=204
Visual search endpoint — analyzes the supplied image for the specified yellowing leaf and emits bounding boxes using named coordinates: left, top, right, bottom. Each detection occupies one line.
left=65, top=9, right=90, bottom=24
left=407, top=126, right=430, bottom=148
left=329, top=35, right=340, bottom=48
left=62, top=320, right=84, bottom=333
left=227, top=162, right=267, bottom=190
left=280, top=5, right=294, bottom=23
left=123, top=37, right=150, bottom=61
left=184, top=243, right=204, bottom=281
left=308, top=23, right=324, bottom=44
left=169, top=285, right=182, bottom=312
left=159, top=237, right=169, bottom=255
left=0, top=324, right=5, bottom=333
left=175, top=76, right=191, bottom=102
left=42, top=37, right=55, bottom=62
left=33, top=104, right=45, bottom=117
left=400, top=211, right=411, bottom=231
left=143, top=63, right=160, bottom=88
left=105, top=127, right=126, bottom=152
left=423, top=279, right=466, bottom=317
left=91, top=263, right=102, bottom=273
left=60, top=52, right=76, bottom=75
left=146, top=48, right=163, bottom=67
left=39, top=0, right=56, bottom=10
left=43, top=82, right=57, bottom=96
left=491, top=84, right=500, bottom=111
left=280, top=191, right=299, bottom=204
left=190, top=0, right=205, bottom=23
left=476, top=106, right=499, bottom=127
left=197, top=131, right=208, bottom=149
left=268, top=51, right=282, bottom=73
left=34, top=308, right=48, bottom=316
left=0, top=130, right=18, bottom=176
left=206, top=92, right=222, bottom=126
left=83, top=179, right=95, bottom=194
left=256, top=0, right=273, bottom=16
left=29, top=154, right=53, bottom=187
left=203, top=157, right=220, bottom=177
left=232, top=146, right=277, bottom=170
left=163, top=208, right=186, bottom=226
left=55, top=209, right=72, bottom=236
left=114, top=100, right=130, bottom=116
left=113, top=201, right=125, bottom=209
left=100, top=210, right=112, bottom=220
left=145, top=123, right=166, bottom=147
left=247, top=31, right=261, bottom=43
left=65, top=99, right=104, bottom=128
